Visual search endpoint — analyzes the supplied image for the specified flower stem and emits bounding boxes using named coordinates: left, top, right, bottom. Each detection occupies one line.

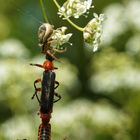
left=53, top=0, right=84, bottom=32
left=40, top=0, right=49, bottom=22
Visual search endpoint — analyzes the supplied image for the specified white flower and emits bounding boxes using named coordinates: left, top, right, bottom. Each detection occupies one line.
left=58, top=0, right=93, bottom=19
left=83, top=13, right=105, bottom=52
left=50, top=27, right=72, bottom=49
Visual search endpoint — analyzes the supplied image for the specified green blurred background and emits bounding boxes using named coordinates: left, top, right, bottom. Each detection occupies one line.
left=0, top=0, right=140, bottom=139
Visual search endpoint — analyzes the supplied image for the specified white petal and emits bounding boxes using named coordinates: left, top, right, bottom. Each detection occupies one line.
left=93, top=44, right=98, bottom=52
left=86, top=0, right=93, bottom=9
left=93, top=13, right=98, bottom=18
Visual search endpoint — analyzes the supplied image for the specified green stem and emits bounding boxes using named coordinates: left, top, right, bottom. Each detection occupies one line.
left=40, top=0, right=49, bottom=22
left=53, top=0, right=84, bottom=32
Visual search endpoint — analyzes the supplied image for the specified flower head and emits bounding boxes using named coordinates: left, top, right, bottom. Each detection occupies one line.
left=83, top=13, right=105, bottom=52
left=58, top=0, right=93, bottom=19
left=50, top=26, right=72, bottom=49
left=38, top=23, right=72, bottom=53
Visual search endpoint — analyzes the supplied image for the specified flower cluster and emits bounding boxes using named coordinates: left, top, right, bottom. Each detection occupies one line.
left=50, top=27, right=72, bottom=49
left=38, top=23, right=72, bottom=53
left=58, top=0, right=93, bottom=19
left=56, top=0, right=105, bottom=52
left=40, top=0, right=105, bottom=52
left=83, top=13, right=105, bottom=52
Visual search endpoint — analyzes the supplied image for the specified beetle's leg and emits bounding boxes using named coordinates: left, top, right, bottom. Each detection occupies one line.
left=34, top=79, right=41, bottom=90
left=53, top=92, right=61, bottom=103
left=46, top=50, right=60, bottom=62
left=47, top=40, right=67, bottom=53
left=53, top=48, right=67, bottom=53
left=31, top=79, right=41, bottom=103
left=54, top=81, right=59, bottom=89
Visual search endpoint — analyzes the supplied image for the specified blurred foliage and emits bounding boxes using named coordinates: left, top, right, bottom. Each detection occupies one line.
left=1, top=0, right=140, bottom=140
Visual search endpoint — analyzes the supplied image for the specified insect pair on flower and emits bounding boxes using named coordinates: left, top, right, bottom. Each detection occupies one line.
left=38, top=0, right=105, bottom=53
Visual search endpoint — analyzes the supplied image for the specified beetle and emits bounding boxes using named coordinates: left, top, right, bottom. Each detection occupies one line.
left=31, top=54, right=61, bottom=113
left=30, top=53, right=61, bottom=140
